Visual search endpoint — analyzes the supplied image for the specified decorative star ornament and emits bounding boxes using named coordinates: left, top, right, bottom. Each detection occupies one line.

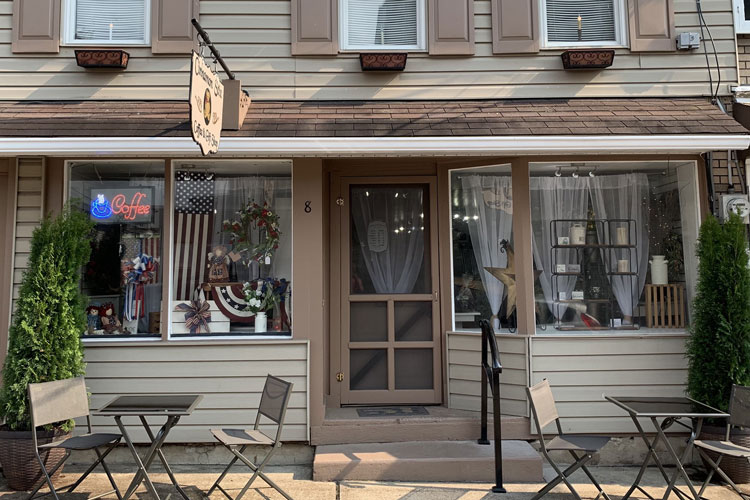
left=485, top=240, right=541, bottom=319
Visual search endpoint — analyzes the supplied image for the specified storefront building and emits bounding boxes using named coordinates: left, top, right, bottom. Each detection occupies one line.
left=1, top=0, right=750, bottom=452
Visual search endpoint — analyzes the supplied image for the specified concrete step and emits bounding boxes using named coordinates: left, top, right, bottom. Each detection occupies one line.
left=313, top=440, right=543, bottom=483
left=312, top=407, right=532, bottom=445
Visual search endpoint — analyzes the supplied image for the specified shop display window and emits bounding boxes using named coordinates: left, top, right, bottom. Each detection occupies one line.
left=450, top=165, right=515, bottom=332
left=170, top=161, right=291, bottom=337
left=70, top=161, right=164, bottom=338
left=530, top=161, right=698, bottom=332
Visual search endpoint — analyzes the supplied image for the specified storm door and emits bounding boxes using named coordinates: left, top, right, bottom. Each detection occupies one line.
left=340, top=177, right=441, bottom=405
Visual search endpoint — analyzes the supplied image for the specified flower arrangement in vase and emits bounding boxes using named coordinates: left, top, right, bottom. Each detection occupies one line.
left=242, top=278, right=281, bottom=333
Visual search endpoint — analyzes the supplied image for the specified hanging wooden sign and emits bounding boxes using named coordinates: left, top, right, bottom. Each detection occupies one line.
left=189, top=51, right=224, bottom=155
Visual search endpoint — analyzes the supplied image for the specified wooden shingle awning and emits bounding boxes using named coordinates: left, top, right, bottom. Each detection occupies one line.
left=0, top=98, right=747, bottom=155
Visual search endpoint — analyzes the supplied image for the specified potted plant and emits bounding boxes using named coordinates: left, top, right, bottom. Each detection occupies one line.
left=242, top=278, right=281, bottom=333
left=687, top=213, right=750, bottom=482
left=0, top=205, right=93, bottom=490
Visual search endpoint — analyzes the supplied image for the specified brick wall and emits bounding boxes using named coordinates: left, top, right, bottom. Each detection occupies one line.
left=739, top=36, right=750, bottom=86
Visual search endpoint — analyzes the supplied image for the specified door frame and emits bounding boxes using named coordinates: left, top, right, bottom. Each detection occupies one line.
left=331, top=175, right=443, bottom=405
left=0, top=158, right=17, bottom=376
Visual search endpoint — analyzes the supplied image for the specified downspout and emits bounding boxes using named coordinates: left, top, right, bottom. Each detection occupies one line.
left=705, top=151, right=717, bottom=216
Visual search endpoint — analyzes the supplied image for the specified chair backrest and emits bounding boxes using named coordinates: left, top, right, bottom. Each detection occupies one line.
left=258, top=375, right=293, bottom=425
left=729, top=385, right=750, bottom=428
left=527, top=379, right=560, bottom=434
left=28, top=377, right=89, bottom=428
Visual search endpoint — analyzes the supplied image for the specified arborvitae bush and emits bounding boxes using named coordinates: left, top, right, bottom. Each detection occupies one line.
left=0, top=205, right=93, bottom=431
left=687, top=213, right=750, bottom=411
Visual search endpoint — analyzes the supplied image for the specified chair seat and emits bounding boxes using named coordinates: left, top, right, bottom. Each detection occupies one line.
left=695, top=439, right=750, bottom=458
left=39, top=433, right=121, bottom=450
left=547, top=434, right=610, bottom=452
left=211, top=428, right=275, bottom=447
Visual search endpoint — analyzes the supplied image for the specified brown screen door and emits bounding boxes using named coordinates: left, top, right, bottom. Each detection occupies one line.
left=340, top=177, right=441, bottom=405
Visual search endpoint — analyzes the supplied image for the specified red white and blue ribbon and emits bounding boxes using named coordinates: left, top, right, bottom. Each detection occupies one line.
left=122, top=254, right=158, bottom=321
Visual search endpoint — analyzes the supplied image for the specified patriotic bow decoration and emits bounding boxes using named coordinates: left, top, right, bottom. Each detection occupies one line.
left=122, top=253, right=159, bottom=321
left=175, top=300, right=212, bottom=334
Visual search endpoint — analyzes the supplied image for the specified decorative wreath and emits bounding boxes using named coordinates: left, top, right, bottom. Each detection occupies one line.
left=222, top=200, right=281, bottom=264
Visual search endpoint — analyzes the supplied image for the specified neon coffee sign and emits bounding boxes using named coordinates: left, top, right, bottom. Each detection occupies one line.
left=90, top=188, right=154, bottom=224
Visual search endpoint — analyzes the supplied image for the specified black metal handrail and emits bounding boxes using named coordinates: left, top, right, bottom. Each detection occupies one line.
left=478, top=318, right=506, bottom=493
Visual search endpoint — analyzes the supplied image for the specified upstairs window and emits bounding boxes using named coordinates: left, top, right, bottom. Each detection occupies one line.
left=64, top=0, right=150, bottom=45
left=340, top=0, right=426, bottom=51
left=541, top=0, right=627, bottom=48
left=735, top=0, right=750, bottom=34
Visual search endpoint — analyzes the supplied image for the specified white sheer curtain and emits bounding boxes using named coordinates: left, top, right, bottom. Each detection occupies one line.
left=530, top=177, right=590, bottom=319
left=461, top=175, right=513, bottom=330
left=590, top=173, right=650, bottom=321
left=212, top=176, right=292, bottom=282
left=351, top=186, right=425, bottom=294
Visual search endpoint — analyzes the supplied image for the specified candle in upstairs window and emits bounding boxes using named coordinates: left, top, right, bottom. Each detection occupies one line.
left=109, top=23, right=113, bottom=41
left=577, top=14, right=582, bottom=31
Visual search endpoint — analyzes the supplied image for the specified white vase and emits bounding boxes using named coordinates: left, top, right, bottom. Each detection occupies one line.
left=649, top=255, right=669, bottom=285
left=254, top=311, right=267, bottom=333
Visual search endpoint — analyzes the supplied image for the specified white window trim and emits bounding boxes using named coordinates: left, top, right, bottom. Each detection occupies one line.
left=734, top=0, right=750, bottom=34
left=62, top=0, right=151, bottom=47
left=339, top=0, right=427, bottom=52
left=539, top=0, right=628, bottom=49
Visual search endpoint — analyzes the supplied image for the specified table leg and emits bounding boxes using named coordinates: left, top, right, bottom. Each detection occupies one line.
left=115, top=416, right=163, bottom=500
left=139, top=416, right=191, bottom=500
left=655, top=417, right=703, bottom=500
left=621, top=414, right=680, bottom=500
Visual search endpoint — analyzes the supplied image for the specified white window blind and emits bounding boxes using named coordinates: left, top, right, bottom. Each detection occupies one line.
left=73, top=0, right=147, bottom=43
left=545, top=0, right=618, bottom=44
left=342, top=0, right=424, bottom=50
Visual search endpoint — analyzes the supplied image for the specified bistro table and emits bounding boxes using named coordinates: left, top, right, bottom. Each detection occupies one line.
left=95, top=394, right=203, bottom=500
left=605, top=395, right=729, bottom=500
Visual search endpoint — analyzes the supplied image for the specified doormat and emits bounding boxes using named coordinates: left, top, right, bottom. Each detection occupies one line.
left=356, top=406, right=429, bottom=418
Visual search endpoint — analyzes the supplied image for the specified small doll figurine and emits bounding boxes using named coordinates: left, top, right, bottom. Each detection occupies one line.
left=207, top=246, right=231, bottom=283
left=85, top=305, right=100, bottom=334
left=99, top=302, right=124, bottom=334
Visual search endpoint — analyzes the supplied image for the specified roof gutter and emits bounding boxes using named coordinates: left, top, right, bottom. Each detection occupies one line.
left=0, top=135, right=747, bottom=157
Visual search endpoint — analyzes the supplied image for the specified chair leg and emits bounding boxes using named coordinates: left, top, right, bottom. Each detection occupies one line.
left=533, top=452, right=589, bottom=500
left=567, top=451, right=612, bottom=500
left=206, top=445, right=247, bottom=497
left=66, top=442, right=119, bottom=494
left=27, top=450, right=70, bottom=500
left=698, top=449, right=748, bottom=499
left=231, top=445, right=293, bottom=500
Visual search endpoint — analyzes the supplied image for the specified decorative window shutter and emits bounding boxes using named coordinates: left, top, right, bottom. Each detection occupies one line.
left=291, top=0, right=338, bottom=55
left=628, top=0, right=675, bottom=52
left=428, top=0, right=474, bottom=55
left=12, top=0, right=61, bottom=53
left=151, top=0, right=199, bottom=54
left=492, top=0, right=539, bottom=54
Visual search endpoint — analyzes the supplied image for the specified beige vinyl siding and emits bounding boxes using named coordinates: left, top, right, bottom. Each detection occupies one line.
left=0, top=0, right=738, bottom=100
left=83, top=341, right=310, bottom=443
left=12, top=157, right=43, bottom=316
left=530, top=333, right=689, bottom=434
left=447, top=331, right=529, bottom=417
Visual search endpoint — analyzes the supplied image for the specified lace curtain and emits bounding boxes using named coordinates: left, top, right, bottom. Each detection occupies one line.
left=461, top=175, right=514, bottom=330
left=530, top=176, right=590, bottom=319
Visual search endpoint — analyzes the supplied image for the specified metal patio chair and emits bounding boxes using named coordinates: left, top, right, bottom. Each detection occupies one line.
left=206, top=375, right=294, bottom=500
left=527, top=379, right=612, bottom=500
left=694, top=385, right=750, bottom=499
left=27, top=377, right=122, bottom=500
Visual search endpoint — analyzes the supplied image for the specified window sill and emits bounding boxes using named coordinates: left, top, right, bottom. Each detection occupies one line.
left=62, top=42, right=150, bottom=48
left=339, top=49, right=427, bottom=54
left=82, top=337, right=304, bottom=347
left=540, top=45, right=627, bottom=51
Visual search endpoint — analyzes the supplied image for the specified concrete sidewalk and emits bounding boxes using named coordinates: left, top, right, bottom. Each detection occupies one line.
left=0, top=465, right=746, bottom=500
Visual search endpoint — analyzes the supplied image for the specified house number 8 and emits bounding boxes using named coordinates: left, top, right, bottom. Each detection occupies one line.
left=304, top=201, right=312, bottom=213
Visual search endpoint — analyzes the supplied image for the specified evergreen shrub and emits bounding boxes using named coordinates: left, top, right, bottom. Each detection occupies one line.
left=0, top=205, right=93, bottom=431
left=687, top=213, right=750, bottom=411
